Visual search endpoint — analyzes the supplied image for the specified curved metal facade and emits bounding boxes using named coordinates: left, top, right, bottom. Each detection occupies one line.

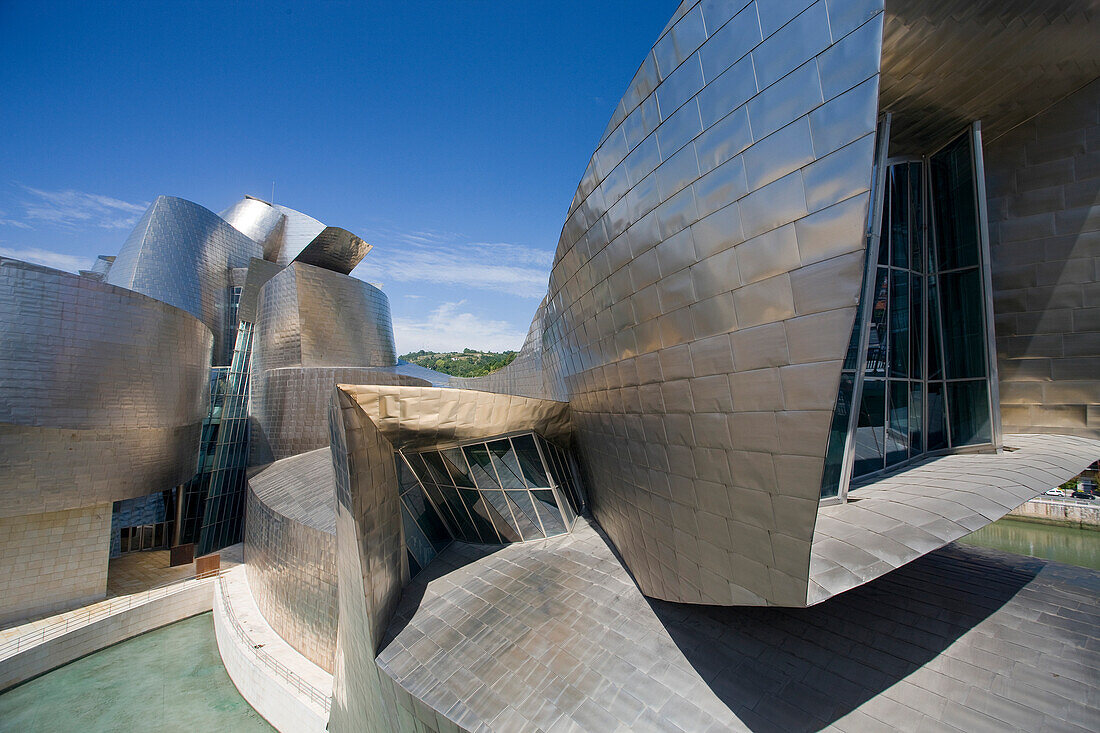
left=106, top=195, right=262, bottom=363
left=249, top=262, right=409, bottom=461
left=0, top=259, right=212, bottom=518
left=478, top=0, right=882, bottom=605
left=244, top=448, right=338, bottom=673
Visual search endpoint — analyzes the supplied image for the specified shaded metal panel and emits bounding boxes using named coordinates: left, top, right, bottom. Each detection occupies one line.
left=984, top=78, right=1100, bottom=437
left=880, top=0, right=1100, bottom=153
left=0, top=258, right=211, bottom=518
left=272, top=203, right=326, bottom=266
left=336, top=385, right=571, bottom=454
left=292, top=226, right=373, bottom=275
left=237, top=257, right=284, bottom=324
left=252, top=262, right=396, bottom=372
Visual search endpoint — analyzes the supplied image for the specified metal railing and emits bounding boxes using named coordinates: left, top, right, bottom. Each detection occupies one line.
left=216, top=574, right=331, bottom=713
left=1026, top=496, right=1099, bottom=510
left=0, top=567, right=221, bottom=661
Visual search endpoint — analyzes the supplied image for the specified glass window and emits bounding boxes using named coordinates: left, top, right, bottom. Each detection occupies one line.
left=909, top=382, right=923, bottom=455
left=459, top=488, right=502, bottom=543
left=530, top=490, right=567, bottom=536
left=420, top=452, right=455, bottom=486
left=865, top=268, right=889, bottom=378
left=885, top=381, right=908, bottom=466
left=888, top=269, right=909, bottom=379
left=889, top=166, right=909, bottom=269
left=819, top=374, right=854, bottom=499
left=480, top=491, right=523, bottom=542
left=910, top=273, right=923, bottom=380
left=939, top=268, right=987, bottom=380
left=931, top=135, right=979, bottom=271
left=852, top=380, right=886, bottom=478
left=488, top=440, right=527, bottom=489
left=401, top=503, right=436, bottom=571
left=436, top=484, right=479, bottom=540
left=927, top=275, right=944, bottom=380
left=948, top=380, right=992, bottom=446
left=440, top=448, right=475, bottom=487
left=927, top=382, right=948, bottom=451
left=512, top=434, right=551, bottom=488
left=402, top=484, right=451, bottom=552
left=420, top=482, right=461, bottom=536
left=463, top=444, right=501, bottom=489
left=506, top=491, right=545, bottom=538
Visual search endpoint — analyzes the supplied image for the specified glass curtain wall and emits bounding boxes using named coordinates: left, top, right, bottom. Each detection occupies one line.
left=821, top=128, right=996, bottom=499
left=398, top=433, right=583, bottom=575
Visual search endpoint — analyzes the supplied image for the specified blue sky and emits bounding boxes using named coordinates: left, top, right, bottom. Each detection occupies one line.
left=0, top=1, right=675, bottom=353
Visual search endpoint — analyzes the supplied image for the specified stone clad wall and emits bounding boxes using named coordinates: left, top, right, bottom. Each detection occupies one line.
left=986, top=78, right=1100, bottom=437
left=0, top=504, right=111, bottom=624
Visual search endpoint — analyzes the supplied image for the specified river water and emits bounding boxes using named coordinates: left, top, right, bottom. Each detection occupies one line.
left=956, top=516, right=1100, bottom=571
left=0, top=612, right=272, bottom=733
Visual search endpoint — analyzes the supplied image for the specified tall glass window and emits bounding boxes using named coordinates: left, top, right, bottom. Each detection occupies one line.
left=821, top=128, right=997, bottom=500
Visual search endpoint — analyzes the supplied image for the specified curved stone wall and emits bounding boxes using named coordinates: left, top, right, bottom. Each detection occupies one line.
left=244, top=449, right=338, bottom=673
left=106, top=195, right=262, bottom=363
left=0, top=259, right=212, bottom=517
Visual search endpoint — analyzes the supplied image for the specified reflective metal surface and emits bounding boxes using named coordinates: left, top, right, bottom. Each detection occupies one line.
left=471, top=0, right=882, bottom=605
left=245, top=448, right=338, bottom=674
left=0, top=258, right=212, bottom=519
left=107, top=195, right=261, bottom=364
left=986, top=79, right=1100, bottom=437
left=880, top=0, right=1100, bottom=154
left=250, top=262, right=405, bottom=461
left=219, top=196, right=287, bottom=262
left=292, top=227, right=373, bottom=275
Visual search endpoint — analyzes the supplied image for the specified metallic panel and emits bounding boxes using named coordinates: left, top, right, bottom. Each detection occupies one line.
left=250, top=262, right=407, bottom=461
left=106, top=195, right=262, bottom=364
left=219, top=195, right=287, bottom=262
left=245, top=448, right=338, bottom=673
left=0, top=258, right=212, bottom=518
left=292, top=226, right=373, bottom=275
left=810, top=433, right=1100, bottom=602
left=534, top=0, right=880, bottom=605
left=880, top=0, right=1100, bottom=154
left=985, top=79, right=1100, bottom=438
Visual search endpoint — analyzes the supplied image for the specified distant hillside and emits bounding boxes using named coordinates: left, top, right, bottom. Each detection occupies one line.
left=400, top=348, right=517, bottom=378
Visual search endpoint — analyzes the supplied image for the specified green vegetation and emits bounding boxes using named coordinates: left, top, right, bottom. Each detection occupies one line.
left=400, top=348, right=517, bottom=378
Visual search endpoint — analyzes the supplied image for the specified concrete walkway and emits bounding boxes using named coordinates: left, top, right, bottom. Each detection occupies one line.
left=213, top=564, right=332, bottom=733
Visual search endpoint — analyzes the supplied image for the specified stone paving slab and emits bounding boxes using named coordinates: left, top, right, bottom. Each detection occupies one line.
left=378, top=518, right=1100, bottom=732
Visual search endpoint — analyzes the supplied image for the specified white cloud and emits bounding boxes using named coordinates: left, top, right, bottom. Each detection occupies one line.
left=0, top=246, right=91, bottom=273
left=361, top=227, right=552, bottom=299
left=17, top=186, right=148, bottom=230
left=0, top=210, right=32, bottom=229
left=393, top=301, right=528, bottom=353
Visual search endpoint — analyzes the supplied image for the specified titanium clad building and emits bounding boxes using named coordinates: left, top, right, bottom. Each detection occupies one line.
left=1, top=1, right=1098, bottom=730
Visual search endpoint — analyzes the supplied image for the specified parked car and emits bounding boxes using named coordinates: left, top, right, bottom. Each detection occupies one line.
left=1071, top=490, right=1095, bottom=500
left=1045, top=488, right=1065, bottom=497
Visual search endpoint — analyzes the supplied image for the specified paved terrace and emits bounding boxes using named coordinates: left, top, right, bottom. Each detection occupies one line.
left=378, top=519, right=1099, bottom=732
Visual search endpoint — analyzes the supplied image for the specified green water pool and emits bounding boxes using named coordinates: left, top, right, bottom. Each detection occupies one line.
left=956, top=515, right=1100, bottom=571
left=0, top=613, right=272, bottom=733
